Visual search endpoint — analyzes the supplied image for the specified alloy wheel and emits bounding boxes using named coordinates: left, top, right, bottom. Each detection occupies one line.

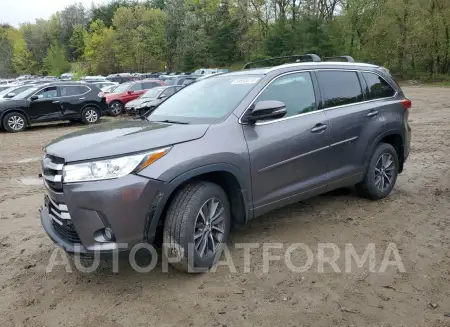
left=194, top=198, right=225, bottom=258
left=374, top=153, right=395, bottom=192
left=7, top=115, right=25, bottom=131
left=85, top=109, right=98, bottom=123
left=110, top=103, right=122, bottom=115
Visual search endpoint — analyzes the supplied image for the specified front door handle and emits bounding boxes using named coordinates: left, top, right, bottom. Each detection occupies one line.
left=52, top=100, right=60, bottom=104
left=367, top=110, right=379, bottom=117
left=311, top=124, right=328, bottom=133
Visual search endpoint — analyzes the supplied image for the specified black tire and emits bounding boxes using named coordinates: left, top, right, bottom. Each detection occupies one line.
left=163, top=182, right=231, bottom=273
left=109, top=101, right=123, bottom=116
left=356, top=143, right=399, bottom=200
left=81, top=107, right=100, bottom=125
left=2, top=112, right=27, bottom=133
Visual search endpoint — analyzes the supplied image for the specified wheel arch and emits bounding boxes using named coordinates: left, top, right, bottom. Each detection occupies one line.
left=365, top=129, right=405, bottom=173
left=146, top=164, right=251, bottom=244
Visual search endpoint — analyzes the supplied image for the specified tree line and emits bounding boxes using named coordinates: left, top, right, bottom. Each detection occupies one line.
left=0, top=0, right=449, bottom=80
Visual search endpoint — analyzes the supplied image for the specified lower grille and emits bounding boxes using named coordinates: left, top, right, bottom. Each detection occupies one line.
left=52, top=220, right=81, bottom=243
left=45, top=195, right=81, bottom=244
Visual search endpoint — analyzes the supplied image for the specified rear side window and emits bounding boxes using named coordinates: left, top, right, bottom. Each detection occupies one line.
left=59, top=85, right=90, bottom=96
left=130, top=83, right=142, bottom=91
left=363, top=72, right=396, bottom=99
left=317, top=71, right=363, bottom=108
left=256, top=72, right=316, bottom=117
left=142, top=82, right=161, bottom=89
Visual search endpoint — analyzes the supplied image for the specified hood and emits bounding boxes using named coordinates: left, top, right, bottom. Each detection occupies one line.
left=125, top=97, right=154, bottom=107
left=44, top=120, right=210, bottom=162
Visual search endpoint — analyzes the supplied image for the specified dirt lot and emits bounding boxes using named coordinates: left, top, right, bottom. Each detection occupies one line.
left=0, top=86, right=449, bottom=327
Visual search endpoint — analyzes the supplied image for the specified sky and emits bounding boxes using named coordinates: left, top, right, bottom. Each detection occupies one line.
left=0, top=0, right=106, bottom=27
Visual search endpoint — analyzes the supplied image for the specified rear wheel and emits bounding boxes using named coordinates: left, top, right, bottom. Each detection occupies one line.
left=356, top=143, right=399, bottom=200
left=3, top=112, right=27, bottom=133
left=163, top=182, right=231, bottom=273
left=109, top=101, right=123, bottom=116
left=81, top=107, right=100, bottom=124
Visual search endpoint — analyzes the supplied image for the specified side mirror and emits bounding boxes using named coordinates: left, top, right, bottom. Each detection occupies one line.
left=127, top=90, right=134, bottom=94
left=30, top=95, right=38, bottom=101
left=158, top=94, right=167, bottom=99
left=5, top=92, right=15, bottom=98
left=244, top=100, right=287, bottom=123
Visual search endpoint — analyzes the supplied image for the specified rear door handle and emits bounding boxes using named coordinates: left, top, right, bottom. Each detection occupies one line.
left=311, top=124, right=328, bottom=133
left=52, top=100, right=60, bottom=104
left=79, top=97, right=85, bottom=100
left=367, top=110, right=379, bottom=117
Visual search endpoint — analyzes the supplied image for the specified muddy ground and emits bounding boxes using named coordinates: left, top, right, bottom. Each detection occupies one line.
left=0, top=86, right=449, bottom=327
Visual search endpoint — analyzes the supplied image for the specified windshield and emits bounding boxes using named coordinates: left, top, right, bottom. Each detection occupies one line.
left=142, top=87, right=165, bottom=98
left=12, top=86, right=39, bottom=99
left=149, top=74, right=262, bottom=124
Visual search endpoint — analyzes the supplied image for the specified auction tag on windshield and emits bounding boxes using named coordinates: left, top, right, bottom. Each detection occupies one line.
left=231, top=78, right=260, bottom=85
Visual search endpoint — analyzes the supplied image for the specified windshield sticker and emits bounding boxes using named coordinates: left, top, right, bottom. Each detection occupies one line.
left=231, top=78, right=260, bottom=85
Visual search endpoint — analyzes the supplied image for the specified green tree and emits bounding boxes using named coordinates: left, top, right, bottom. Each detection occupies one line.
left=12, top=36, right=39, bottom=74
left=42, top=43, right=71, bottom=75
left=69, top=24, right=87, bottom=62
left=83, top=20, right=118, bottom=74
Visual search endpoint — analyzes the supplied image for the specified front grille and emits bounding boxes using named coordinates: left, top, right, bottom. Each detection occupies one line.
left=42, top=154, right=64, bottom=192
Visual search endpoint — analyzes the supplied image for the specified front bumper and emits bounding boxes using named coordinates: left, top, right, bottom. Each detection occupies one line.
left=41, top=174, right=165, bottom=254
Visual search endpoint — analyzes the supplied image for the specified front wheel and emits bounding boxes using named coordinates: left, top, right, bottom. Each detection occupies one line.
left=3, top=112, right=27, bottom=132
left=356, top=143, right=399, bottom=200
left=163, top=182, right=231, bottom=273
left=109, top=101, right=123, bottom=116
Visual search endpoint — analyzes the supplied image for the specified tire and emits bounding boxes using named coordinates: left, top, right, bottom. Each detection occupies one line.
left=109, top=101, right=123, bottom=116
left=356, top=143, right=399, bottom=200
left=163, top=182, right=231, bottom=273
left=81, top=107, right=100, bottom=125
left=2, top=112, right=27, bottom=133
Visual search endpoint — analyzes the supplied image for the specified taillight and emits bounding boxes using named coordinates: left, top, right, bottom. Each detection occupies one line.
left=401, top=99, right=412, bottom=110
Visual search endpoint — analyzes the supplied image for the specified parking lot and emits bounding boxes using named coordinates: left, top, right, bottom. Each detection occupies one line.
left=0, top=85, right=449, bottom=327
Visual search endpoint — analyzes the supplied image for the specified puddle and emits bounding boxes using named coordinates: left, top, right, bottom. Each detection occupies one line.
left=19, top=177, right=44, bottom=186
left=16, top=157, right=41, bottom=163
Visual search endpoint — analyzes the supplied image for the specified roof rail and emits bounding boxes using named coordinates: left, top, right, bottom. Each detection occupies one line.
left=322, top=56, right=355, bottom=63
left=243, top=54, right=321, bottom=69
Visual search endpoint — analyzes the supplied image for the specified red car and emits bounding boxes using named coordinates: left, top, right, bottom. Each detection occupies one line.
left=105, top=80, right=165, bottom=116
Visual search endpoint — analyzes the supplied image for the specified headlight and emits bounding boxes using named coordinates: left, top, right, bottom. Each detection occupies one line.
left=62, top=147, right=171, bottom=183
left=137, top=102, right=150, bottom=109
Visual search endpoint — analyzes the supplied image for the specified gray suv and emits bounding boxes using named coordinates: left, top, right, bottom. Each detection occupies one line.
left=40, top=54, right=411, bottom=272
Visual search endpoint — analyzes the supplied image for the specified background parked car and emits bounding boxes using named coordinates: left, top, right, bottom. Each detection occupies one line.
left=0, top=84, right=37, bottom=101
left=105, top=79, right=165, bottom=116
left=86, top=81, right=118, bottom=90
left=106, top=73, right=137, bottom=84
left=60, top=73, right=74, bottom=81
left=0, top=82, right=107, bottom=132
left=124, top=85, right=183, bottom=116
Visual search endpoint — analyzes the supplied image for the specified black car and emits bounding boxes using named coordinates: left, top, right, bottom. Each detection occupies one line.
left=124, top=85, right=183, bottom=116
left=0, top=82, right=108, bottom=133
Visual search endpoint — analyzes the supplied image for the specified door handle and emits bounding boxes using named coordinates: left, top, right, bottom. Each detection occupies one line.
left=367, top=110, right=379, bottom=117
left=79, top=97, right=85, bottom=100
left=52, top=100, right=60, bottom=104
left=311, top=124, right=328, bottom=133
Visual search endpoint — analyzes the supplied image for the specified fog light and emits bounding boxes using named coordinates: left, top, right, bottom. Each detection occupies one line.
left=104, top=228, right=114, bottom=241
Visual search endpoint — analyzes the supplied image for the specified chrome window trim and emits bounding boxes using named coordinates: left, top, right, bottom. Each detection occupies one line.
left=238, top=69, right=398, bottom=126
left=27, top=85, right=92, bottom=101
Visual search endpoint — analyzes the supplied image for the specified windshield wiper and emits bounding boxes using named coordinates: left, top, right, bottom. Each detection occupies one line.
left=154, top=119, right=189, bottom=125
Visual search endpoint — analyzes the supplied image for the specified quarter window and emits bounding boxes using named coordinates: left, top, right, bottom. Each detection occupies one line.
left=255, top=72, right=316, bottom=118
left=317, top=71, right=364, bottom=108
left=363, top=72, right=396, bottom=99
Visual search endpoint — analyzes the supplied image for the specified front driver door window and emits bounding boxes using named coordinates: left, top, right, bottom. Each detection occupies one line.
left=29, top=86, right=62, bottom=121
